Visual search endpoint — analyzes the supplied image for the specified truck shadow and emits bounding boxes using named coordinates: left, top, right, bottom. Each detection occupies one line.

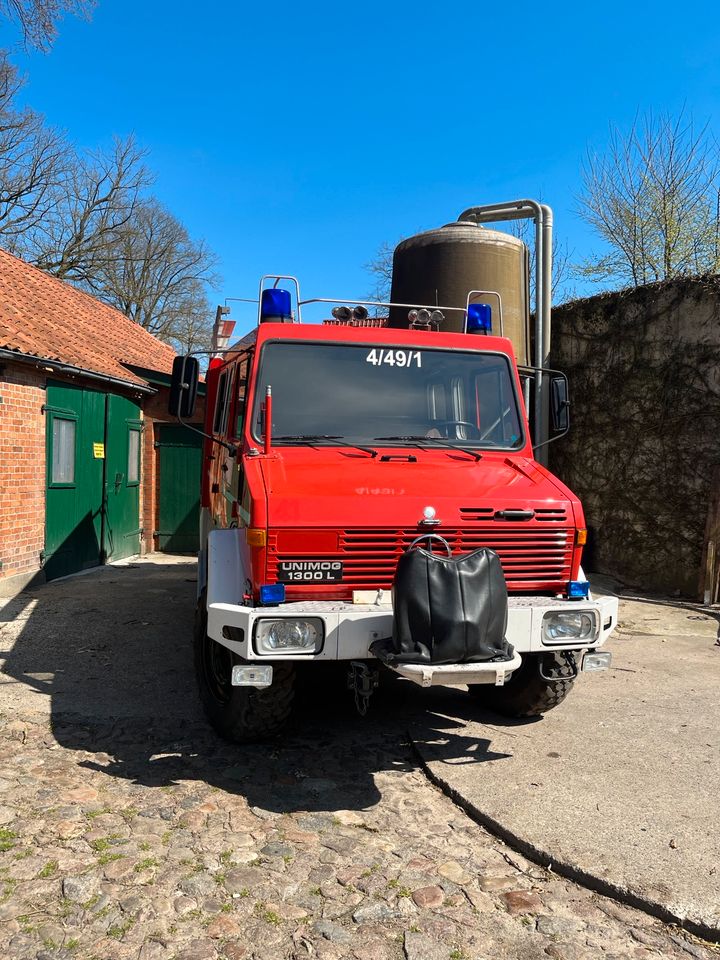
left=1, top=559, right=525, bottom=814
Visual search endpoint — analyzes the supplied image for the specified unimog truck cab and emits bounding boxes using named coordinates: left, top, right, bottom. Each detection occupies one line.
left=170, top=200, right=618, bottom=741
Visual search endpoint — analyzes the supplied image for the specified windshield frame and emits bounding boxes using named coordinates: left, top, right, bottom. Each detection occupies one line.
left=249, top=337, right=527, bottom=452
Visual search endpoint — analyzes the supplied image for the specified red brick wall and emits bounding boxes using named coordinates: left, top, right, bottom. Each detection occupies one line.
left=0, top=364, right=46, bottom=582
left=141, top=391, right=164, bottom=555
left=0, top=367, right=207, bottom=585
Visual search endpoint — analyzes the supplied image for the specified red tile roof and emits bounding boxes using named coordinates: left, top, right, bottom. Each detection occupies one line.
left=0, top=247, right=176, bottom=386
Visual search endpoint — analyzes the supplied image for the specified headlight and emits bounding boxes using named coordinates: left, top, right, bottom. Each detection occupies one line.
left=254, top=618, right=324, bottom=655
left=542, top=610, right=598, bottom=644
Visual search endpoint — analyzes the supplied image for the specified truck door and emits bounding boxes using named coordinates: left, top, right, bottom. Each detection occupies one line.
left=229, top=352, right=251, bottom=524
left=208, top=365, right=235, bottom=527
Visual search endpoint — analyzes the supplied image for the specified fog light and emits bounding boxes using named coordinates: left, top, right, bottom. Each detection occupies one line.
left=542, top=610, right=598, bottom=643
left=231, top=664, right=273, bottom=687
left=254, top=618, right=323, bottom=655
left=582, top=651, right=612, bottom=672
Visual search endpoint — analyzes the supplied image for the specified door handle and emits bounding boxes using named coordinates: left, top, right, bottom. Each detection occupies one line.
left=494, top=509, right=535, bottom=521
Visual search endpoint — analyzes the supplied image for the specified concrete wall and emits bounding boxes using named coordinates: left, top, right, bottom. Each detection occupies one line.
left=549, top=275, right=720, bottom=597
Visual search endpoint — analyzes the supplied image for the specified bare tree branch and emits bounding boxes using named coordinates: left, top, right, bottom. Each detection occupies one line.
left=0, top=56, right=219, bottom=352
left=0, top=53, right=67, bottom=244
left=505, top=217, right=575, bottom=303
left=25, top=134, right=153, bottom=283
left=0, top=0, right=94, bottom=51
left=577, top=109, right=720, bottom=286
left=364, top=240, right=395, bottom=303
left=89, top=198, right=220, bottom=348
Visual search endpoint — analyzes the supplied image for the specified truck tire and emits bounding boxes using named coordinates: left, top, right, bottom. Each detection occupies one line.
left=469, top=651, right=576, bottom=718
left=193, top=594, right=295, bottom=742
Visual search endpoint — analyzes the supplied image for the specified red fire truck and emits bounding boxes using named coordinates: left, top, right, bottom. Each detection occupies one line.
left=170, top=200, right=618, bottom=742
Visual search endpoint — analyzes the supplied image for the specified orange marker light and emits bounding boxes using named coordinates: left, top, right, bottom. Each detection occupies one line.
left=246, top=528, right=267, bottom=547
left=576, top=528, right=588, bottom=546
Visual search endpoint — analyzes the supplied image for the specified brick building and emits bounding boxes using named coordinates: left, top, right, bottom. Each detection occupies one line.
left=0, top=247, right=205, bottom=596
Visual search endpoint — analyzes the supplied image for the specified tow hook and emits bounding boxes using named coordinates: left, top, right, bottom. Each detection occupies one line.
left=347, top=661, right=380, bottom=716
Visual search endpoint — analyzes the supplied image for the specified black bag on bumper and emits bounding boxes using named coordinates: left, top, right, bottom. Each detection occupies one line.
left=370, top=535, right=513, bottom=665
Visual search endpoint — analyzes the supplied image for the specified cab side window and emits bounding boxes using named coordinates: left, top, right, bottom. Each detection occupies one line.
left=234, top=354, right=250, bottom=438
left=213, top=368, right=235, bottom=436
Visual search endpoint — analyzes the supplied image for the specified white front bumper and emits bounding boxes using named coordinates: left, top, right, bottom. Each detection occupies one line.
left=207, top=594, right=618, bottom=662
left=205, top=527, right=618, bottom=664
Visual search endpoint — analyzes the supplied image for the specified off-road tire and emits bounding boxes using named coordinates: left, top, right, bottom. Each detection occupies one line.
left=193, top=593, right=295, bottom=742
left=469, top=651, right=576, bottom=718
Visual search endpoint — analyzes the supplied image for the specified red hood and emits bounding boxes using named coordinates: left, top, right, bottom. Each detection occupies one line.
left=260, top=448, right=580, bottom=528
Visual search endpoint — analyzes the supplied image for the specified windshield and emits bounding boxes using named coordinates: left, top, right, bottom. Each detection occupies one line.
left=252, top=341, right=525, bottom=449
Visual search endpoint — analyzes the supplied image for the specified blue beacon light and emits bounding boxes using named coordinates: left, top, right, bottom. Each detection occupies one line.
left=259, top=583, right=286, bottom=605
left=260, top=288, right=293, bottom=323
left=567, top=580, right=590, bottom=599
left=466, top=303, right=492, bottom=334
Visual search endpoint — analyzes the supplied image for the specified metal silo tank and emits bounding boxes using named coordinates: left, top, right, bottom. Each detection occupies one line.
left=388, top=221, right=530, bottom=365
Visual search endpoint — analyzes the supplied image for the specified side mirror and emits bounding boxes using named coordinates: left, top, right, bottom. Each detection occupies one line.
left=550, top=375, right=570, bottom=433
left=169, top=355, right=199, bottom=419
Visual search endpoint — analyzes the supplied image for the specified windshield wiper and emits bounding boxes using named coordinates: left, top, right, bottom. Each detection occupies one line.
left=373, top=435, right=482, bottom=462
left=273, top=435, right=378, bottom=458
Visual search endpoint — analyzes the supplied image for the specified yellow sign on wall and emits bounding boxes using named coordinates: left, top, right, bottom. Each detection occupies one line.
left=93, top=443, right=105, bottom=459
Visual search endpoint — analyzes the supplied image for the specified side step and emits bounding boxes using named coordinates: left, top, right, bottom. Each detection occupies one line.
left=384, top=651, right=523, bottom=688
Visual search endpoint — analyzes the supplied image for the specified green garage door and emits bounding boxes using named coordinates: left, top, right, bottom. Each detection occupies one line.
left=45, top=383, right=105, bottom=581
left=104, top=393, right=142, bottom=562
left=45, top=383, right=143, bottom=580
left=157, top=424, right=202, bottom=553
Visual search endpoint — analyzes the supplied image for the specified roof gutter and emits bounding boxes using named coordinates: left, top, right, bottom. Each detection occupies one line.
left=0, top=348, right=156, bottom=395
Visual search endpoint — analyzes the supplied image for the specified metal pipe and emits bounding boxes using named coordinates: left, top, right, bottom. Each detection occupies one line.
left=457, top=200, right=553, bottom=460
left=263, top=385, right=272, bottom=455
left=540, top=203, right=553, bottom=362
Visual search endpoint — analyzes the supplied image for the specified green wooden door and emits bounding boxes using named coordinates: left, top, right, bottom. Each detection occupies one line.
left=45, top=382, right=105, bottom=580
left=104, top=393, right=142, bottom=561
left=157, top=424, right=202, bottom=553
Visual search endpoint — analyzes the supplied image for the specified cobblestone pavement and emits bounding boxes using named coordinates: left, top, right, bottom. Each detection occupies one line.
left=1, top=711, right=717, bottom=960
left=0, top=560, right=717, bottom=960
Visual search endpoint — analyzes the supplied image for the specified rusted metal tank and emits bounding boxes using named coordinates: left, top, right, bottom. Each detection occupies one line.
left=388, top=221, right=530, bottom=364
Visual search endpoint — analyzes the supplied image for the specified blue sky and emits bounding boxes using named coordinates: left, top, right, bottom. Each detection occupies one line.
left=7, top=0, right=720, bottom=336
